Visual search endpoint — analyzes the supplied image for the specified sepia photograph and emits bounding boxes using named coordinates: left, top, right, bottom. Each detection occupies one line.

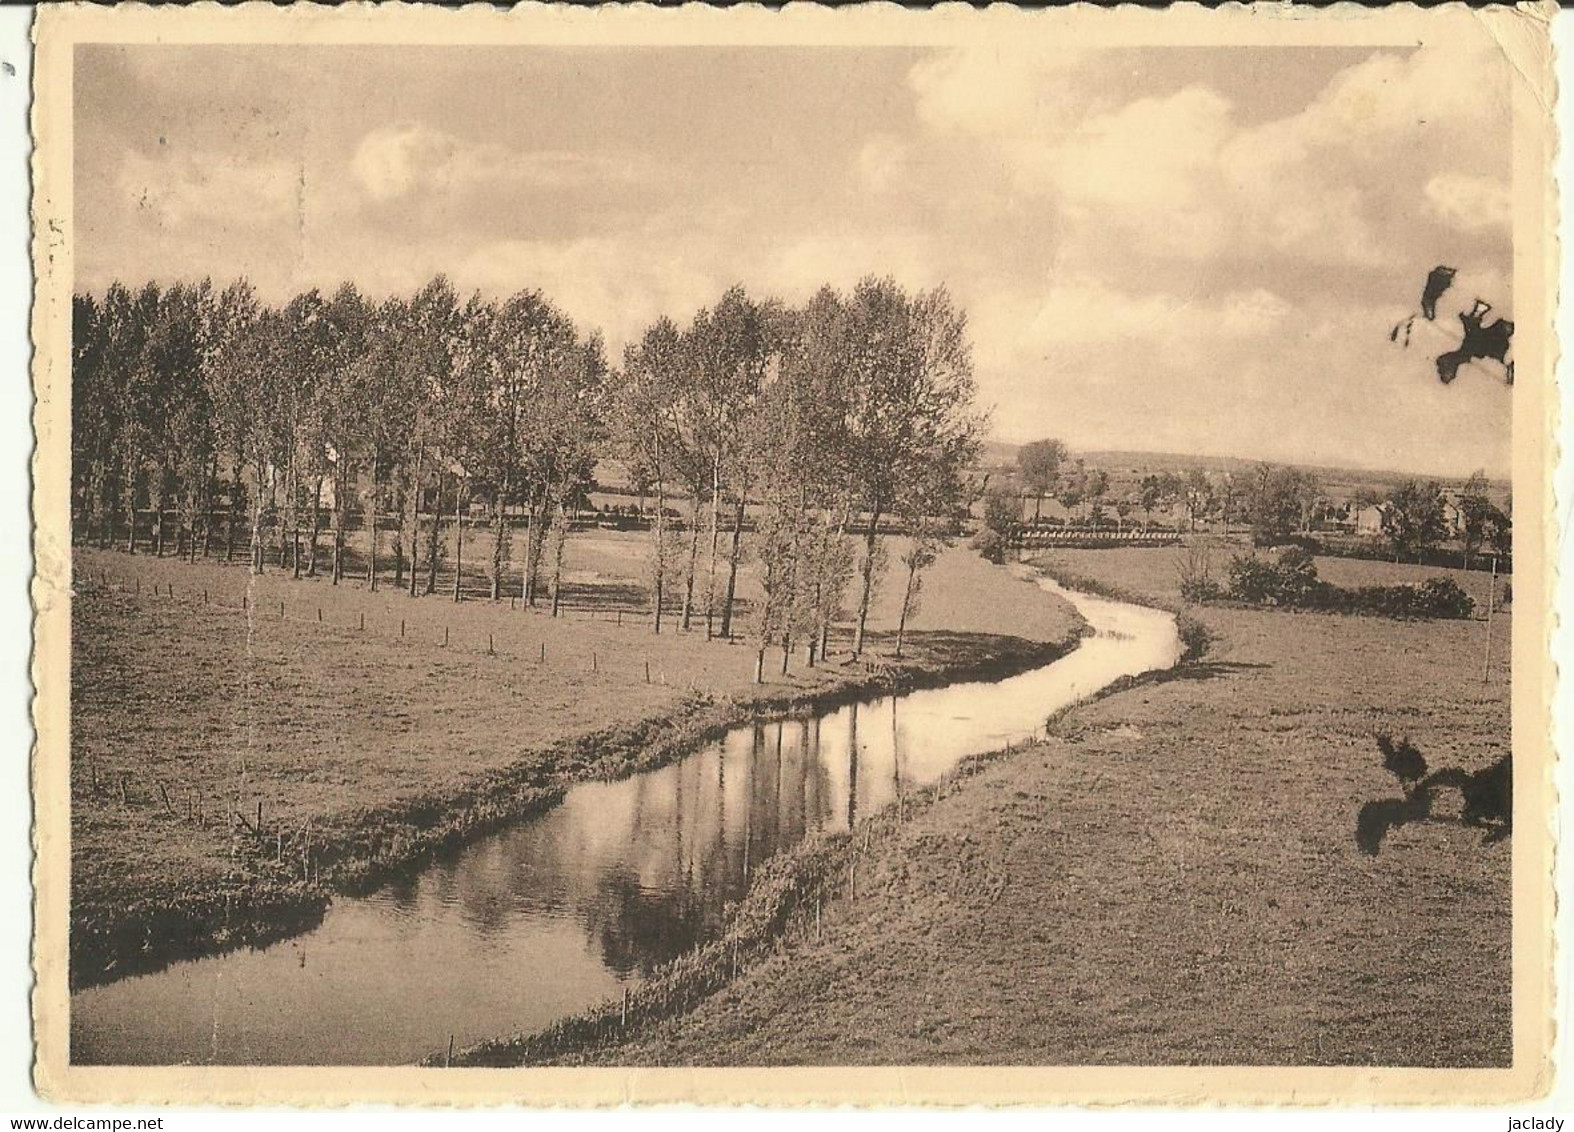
left=28, top=1, right=1558, bottom=1108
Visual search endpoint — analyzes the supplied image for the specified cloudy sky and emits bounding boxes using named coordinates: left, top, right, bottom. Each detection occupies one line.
left=75, top=40, right=1513, bottom=478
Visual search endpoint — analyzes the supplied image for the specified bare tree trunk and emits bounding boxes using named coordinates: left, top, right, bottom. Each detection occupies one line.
left=200, top=454, right=217, bottom=559
left=122, top=445, right=139, bottom=554
left=305, top=476, right=322, bottom=576
left=852, top=502, right=884, bottom=658
left=549, top=504, right=566, bottom=618
left=680, top=496, right=702, bottom=631
left=490, top=481, right=507, bottom=602
left=249, top=473, right=266, bottom=575
left=720, top=494, right=746, bottom=639
left=895, top=561, right=919, bottom=658
left=225, top=460, right=241, bottom=561
left=452, top=477, right=465, bottom=603
left=524, top=496, right=549, bottom=607
left=290, top=461, right=303, bottom=579
left=652, top=475, right=667, bottom=634
left=331, top=461, right=346, bottom=585
left=705, top=456, right=722, bottom=639
left=407, top=444, right=424, bottom=598
left=425, top=473, right=442, bottom=596
left=367, top=454, right=379, bottom=591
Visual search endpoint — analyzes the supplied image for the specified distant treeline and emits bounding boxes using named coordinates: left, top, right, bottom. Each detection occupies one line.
left=71, top=275, right=983, bottom=671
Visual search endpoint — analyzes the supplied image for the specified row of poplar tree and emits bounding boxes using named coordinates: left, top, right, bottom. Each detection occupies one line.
left=71, top=274, right=983, bottom=667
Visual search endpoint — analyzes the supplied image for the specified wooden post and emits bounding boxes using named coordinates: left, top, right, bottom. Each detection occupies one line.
left=617, top=610, right=622, bottom=626
left=645, top=660, right=651, bottom=684
left=621, top=987, right=629, bottom=1027
left=318, top=607, right=323, bottom=622
left=203, top=589, right=208, bottom=605
left=443, top=626, right=449, bottom=647
left=592, top=652, right=598, bottom=673
left=359, top=612, right=365, bottom=631
left=400, top=619, right=405, bottom=638
left=257, top=799, right=264, bottom=835
left=279, top=600, right=285, bottom=620
left=539, top=641, right=545, bottom=662
left=446, top=1035, right=454, bottom=1068
left=242, top=595, right=248, bottom=611
left=488, top=633, right=494, bottom=656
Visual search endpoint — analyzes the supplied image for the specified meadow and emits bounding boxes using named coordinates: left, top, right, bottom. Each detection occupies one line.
left=68, top=532, right=1084, bottom=986
left=552, top=544, right=1512, bottom=1067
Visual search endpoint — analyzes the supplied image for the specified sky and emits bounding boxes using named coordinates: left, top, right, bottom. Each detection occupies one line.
left=74, top=41, right=1514, bottom=478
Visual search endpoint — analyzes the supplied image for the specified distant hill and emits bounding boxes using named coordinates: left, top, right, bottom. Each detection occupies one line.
left=981, top=441, right=1507, bottom=495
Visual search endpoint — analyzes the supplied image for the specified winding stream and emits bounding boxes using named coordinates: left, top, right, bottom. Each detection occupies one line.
left=71, top=574, right=1179, bottom=1066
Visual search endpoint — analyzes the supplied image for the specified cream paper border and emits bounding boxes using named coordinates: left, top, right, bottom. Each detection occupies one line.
left=28, top=0, right=1560, bottom=1108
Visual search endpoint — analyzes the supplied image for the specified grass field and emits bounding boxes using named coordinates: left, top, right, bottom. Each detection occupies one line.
left=551, top=543, right=1511, bottom=1067
left=69, top=533, right=1083, bottom=986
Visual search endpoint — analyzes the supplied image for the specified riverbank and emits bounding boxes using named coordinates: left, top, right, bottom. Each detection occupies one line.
left=499, top=548, right=1509, bottom=1067
left=69, top=542, right=1085, bottom=988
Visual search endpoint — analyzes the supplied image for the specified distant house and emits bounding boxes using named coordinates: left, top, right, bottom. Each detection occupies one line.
left=1354, top=503, right=1390, bottom=536
left=1440, top=497, right=1468, bottom=536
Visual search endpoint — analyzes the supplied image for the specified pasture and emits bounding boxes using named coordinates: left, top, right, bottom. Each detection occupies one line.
left=574, top=545, right=1512, bottom=1067
left=68, top=534, right=1083, bottom=983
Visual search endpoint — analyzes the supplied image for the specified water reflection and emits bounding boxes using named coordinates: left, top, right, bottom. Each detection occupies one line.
left=71, top=578, right=1179, bottom=1066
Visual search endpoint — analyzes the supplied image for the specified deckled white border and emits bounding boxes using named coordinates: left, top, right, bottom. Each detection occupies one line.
left=19, top=0, right=1567, bottom=1110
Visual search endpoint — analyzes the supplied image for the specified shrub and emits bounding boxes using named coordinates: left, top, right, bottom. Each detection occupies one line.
left=1227, top=553, right=1282, bottom=603
left=1176, top=544, right=1223, bottom=604
left=1416, top=576, right=1475, bottom=619
left=973, top=527, right=1007, bottom=565
left=1176, top=613, right=1212, bottom=662
left=1226, top=551, right=1472, bottom=620
left=1273, top=546, right=1320, bottom=603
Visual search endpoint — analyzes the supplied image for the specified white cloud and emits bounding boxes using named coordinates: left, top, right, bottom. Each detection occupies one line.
left=350, top=123, right=659, bottom=202
left=116, top=149, right=299, bottom=229
left=1424, top=172, right=1511, bottom=232
left=856, top=134, right=911, bottom=194
left=909, top=48, right=1087, bottom=139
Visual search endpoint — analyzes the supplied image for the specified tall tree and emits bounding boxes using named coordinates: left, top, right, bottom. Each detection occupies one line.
left=1458, top=469, right=1494, bottom=569
left=1383, top=479, right=1448, bottom=563
left=1017, top=439, right=1067, bottom=523
left=614, top=319, right=684, bottom=632
left=839, top=278, right=983, bottom=657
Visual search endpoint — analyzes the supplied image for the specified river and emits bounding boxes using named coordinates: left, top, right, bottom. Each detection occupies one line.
left=70, top=573, right=1179, bottom=1066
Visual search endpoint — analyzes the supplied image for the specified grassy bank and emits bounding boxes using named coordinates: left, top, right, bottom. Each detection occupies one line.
left=69, top=539, right=1083, bottom=988
left=497, top=545, right=1510, bottom=1067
